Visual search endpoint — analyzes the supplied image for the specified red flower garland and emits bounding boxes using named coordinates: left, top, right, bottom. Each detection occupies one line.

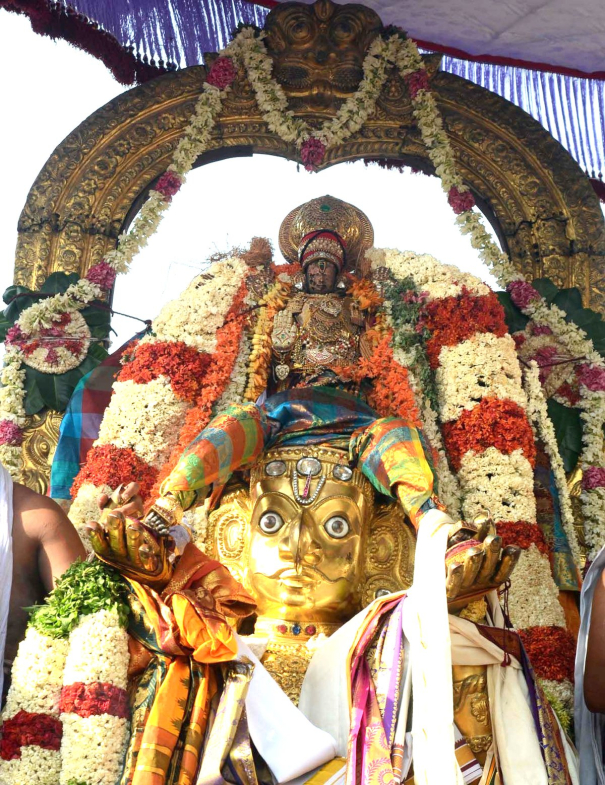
left=60, top=682, right=129, bottom=719
left=0, top=711, right=62, bottom=760
left=518, top=625, right=576, bottom=682
left=424, top=289, right=508, bottom=369
left=442, top=398, right=536, bottom=471
left=71, top=444, right=158, bottom=500
left=496, top=521, right=549, bottom=556
left=118, top=341, right=212, bottom=403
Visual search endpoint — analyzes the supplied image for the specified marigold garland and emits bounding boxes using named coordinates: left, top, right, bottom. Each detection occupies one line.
left=71, top=444, right=158, bottom=501
left=424, top=289, right=507, bottom=369
left=443, top=398, right=536, bottom=472
left=117, top=341, right=211, bottom=403
left=518, top=625, right=576, bottom=683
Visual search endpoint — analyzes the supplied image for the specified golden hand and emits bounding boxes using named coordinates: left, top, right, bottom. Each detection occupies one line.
left=445, top=515, right=520, bottom=613
left=87, top=484, right=173, bottom=587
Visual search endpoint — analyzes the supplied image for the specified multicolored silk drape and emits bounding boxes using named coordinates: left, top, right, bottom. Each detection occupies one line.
left=160, top=386, right=438, bottom=527
left=121, top=544, right=255, bottom=785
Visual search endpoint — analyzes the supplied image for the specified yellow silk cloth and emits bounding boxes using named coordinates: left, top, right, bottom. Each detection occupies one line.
left=123, top=544, right=256, bottom=785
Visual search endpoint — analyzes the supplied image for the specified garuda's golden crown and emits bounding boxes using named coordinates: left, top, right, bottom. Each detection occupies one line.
left=279, top=195, right=374, bottom=270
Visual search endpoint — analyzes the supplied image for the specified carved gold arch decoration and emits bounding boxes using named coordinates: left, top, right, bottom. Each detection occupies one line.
left=13, top=0, right=605, bottom=492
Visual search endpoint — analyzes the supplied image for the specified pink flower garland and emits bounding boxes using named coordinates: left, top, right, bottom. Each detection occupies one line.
left=507, top=280, right=541, bottom=309
left=583, top=467, right=605, bottom=490
left=447, top=186, right=475, bottom=215
left=0, top=420, right=24, bottom=446
left=154, top=171, right=183, bottom=201
left=576, top=363, right=605, bottom=392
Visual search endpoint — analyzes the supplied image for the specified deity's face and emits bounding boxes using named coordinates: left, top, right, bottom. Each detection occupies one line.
left=305, top=259, right=338, bottom=294
left=243, top=460, right=371, bottom=622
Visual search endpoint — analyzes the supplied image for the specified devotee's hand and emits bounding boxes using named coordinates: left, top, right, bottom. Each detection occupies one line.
left=445, top=514, right=520, bottom=613
left=87, top=485, right=173, bottom=587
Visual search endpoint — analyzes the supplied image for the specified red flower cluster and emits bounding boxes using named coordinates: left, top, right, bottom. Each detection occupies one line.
left=447, top=186, right=475, bottom=215
left=71, top=444, right=158, bottom=500
left=518, top=625, right=576, bottom=682
left=86, top=260, right=117, bottom=290
left=155, top=171, right=183, bottom=201
left=60, top=682, right=129, bottom=719
left=206, top=56, right=237, bottom=89
left=496, top=521, right=549, bottom=555
left=405, top=69, right=430, bottom=99
left=300, top=137, right=326, bottom=172
left=442, top=398, right=536, bottom=471
left=424, top=289, right=508, bottom=368
left=0, top=711, right=62, bottom=760
left=118, top=341, right=211, bottom=403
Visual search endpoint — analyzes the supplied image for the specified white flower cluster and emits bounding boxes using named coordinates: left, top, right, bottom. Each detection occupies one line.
left=458, top=448, right=537, bottom=524
left=62, top=609, right=129, bottom=689
left=59, top=714, right=129, bottom=785
left=151, top=256, right=247, bottom=352
left=436, top=333, right=526, bottom=422
left=95, top=376, right=189, bottom=468
left=507, top=544, right=566, bottom=629
left=59, top=609, right=130, bottom=785
left=523, top=362, right=582, bottom=564
left=3, top=627, right=69, bottom=718
left=0, top=746, right=62, bottom=785
left=0, top=628, right=68, bottom=785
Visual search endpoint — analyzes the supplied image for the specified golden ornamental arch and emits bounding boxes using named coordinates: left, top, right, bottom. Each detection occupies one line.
left=12, top=0, right=605, bottom=493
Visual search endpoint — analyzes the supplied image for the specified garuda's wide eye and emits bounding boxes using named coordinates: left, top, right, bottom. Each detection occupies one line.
left=259, top=511, right=284, bottom=534
left=324, top=516, right=350, bottom=539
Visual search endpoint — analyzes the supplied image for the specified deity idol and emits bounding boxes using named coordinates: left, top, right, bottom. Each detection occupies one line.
left=78, top=197, right=576, bottom=784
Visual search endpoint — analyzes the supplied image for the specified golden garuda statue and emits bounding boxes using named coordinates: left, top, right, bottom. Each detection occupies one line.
left=3, top=196, right=578, bottom=785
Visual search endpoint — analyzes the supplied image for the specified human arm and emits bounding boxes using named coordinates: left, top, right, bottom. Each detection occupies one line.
left=584, top=570, right=605, bottom=712
left=13, top=482, right=85, bottom=591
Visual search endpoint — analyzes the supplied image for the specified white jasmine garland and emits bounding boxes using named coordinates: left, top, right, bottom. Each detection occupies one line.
left=507, top=545, right=566, bottom=630
left=62, top=610, right=129, bottom=689
left=95, top=376, right=189, bottom=468
left=523, top=362, right=582, bottom=564
left=59, top=610, right=130, bottom=785
left=0, top=747, right=62, bottom=785
left=457, top=447, right=537, bottom=523
left=59, top=714, right=129, bottom=785
left=151, top=256, right=247, bottom=352
left=2, top=627, right=69, bottom=718
left=436, top=333, right=526, bottom=422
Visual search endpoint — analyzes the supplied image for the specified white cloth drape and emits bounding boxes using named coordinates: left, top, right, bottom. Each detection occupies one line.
left=0, top=462, right=14, bottom=701
left=575, top=545, right=605, bottom=785
left=236, top=635, right=338, bottom=783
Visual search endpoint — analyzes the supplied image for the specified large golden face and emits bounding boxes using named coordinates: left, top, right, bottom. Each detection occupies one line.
left=205, top=447, right=416, bottom=625
left=244, top=448, right=372, bottom=622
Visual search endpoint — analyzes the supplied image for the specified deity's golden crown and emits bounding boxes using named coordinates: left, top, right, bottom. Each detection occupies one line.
left=279, top=195, right=374, bottom=271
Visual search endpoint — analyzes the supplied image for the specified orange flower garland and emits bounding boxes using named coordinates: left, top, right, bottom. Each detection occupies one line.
left=118, top=341, right=211, bottom=403
left=424, top=289, right=507, bottom=368
left=442, top=397, right=536, bottom=472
